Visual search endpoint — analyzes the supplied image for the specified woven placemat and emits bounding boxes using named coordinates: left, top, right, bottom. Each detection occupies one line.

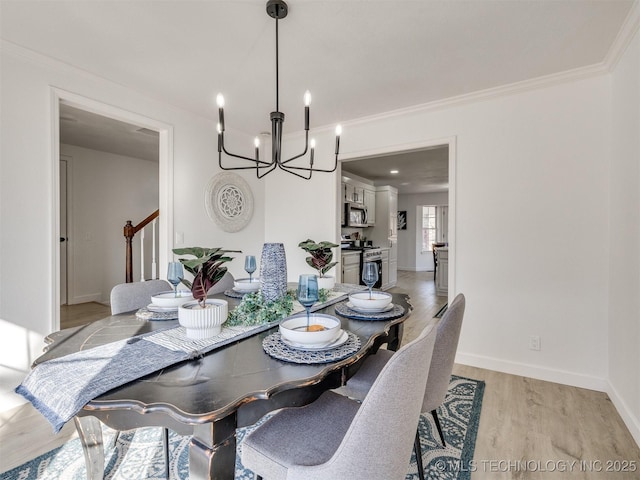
left=223, top=289, right=246, bottom=299
left=334, top=302, right=405, bottom=321
left=135, top=307, right=178, bottom=321
left=262, top=331, right=361, bottom=364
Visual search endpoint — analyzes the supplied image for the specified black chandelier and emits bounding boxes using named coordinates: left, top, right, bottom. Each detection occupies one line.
left=216, top=0, right=341, bottom=180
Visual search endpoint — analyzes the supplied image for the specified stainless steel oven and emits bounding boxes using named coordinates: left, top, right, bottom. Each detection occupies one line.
left=360, top=248, right=383, bottom=289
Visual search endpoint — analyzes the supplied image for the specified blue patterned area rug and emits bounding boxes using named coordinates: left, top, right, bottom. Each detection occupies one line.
left=1, top=375, right=483, bottom=480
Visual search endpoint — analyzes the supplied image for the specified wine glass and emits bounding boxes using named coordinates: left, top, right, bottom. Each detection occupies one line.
left=244, top=255, right=257, bottom=283
left=297, top=274, right=319, bottom=330
left=362, top=262, right=379, bottom=300
left=167, top=262, right=184, bottom=297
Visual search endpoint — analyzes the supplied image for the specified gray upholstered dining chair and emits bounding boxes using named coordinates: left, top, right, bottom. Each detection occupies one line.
left=241, top=322, right=438, bottom=480
left=110, top=279, right=172, bottom=314
left=340, top=293, right=466, bottom=480
left=109, top=279, right=173, bottom=479
left=207, top=271, right=235, bottom=295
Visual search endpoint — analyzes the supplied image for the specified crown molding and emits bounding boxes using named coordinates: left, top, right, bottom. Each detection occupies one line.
left=339, top=61, right=609, bottom=132
left=329, top=1, right=640, bottom=132
left=604, top=0, right=640, bottom=71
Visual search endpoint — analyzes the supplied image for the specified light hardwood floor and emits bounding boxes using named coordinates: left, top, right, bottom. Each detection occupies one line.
left=1, top=272, right=639, bottom=477
left=392, top=271, right=640, bottom=480
left=60, top=301, right=111, bottom=330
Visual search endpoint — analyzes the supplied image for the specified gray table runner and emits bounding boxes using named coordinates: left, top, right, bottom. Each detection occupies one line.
left=16, top=323, right=267, bottom=433
left=15, top=286, right=365, bottom=433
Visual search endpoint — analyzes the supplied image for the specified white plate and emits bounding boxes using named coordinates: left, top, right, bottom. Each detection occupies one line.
left=146, top=303, right=178, bottom=313
left=346, top=302, right=394, bottom=313
left=281, top=330, right=348, bottom=351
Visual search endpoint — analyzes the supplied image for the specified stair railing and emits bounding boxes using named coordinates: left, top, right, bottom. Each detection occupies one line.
left=123, top=209, right=159, bottom=283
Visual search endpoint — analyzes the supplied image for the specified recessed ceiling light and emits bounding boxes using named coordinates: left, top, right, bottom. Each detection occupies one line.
left=400, top=182, right=410, bottom=185
left=390, top=170, right=399, bottom=174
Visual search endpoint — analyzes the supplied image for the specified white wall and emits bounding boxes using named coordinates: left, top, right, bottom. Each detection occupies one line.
left=397, top=192, right=448, bottom=271
left=0, top=44, right=266, bottom=376
left=608, top=28, right=640, bottom=445
left=271, top=75, right=610, bottom=392
left=61, top=144, right=159, bottom=304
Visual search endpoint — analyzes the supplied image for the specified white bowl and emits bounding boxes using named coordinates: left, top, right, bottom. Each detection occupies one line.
left=178, top=299, right=228, bottom=339
left=233, top=278, right=261, bottom=293
left=348, top=291, right=392, bottom=310
left=279, top=314, right=341, bottom=346
left=151, top=290, right=193, bottom=308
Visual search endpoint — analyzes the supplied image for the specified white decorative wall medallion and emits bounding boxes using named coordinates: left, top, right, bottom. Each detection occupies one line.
left=205, top=172, right=254, bottom=232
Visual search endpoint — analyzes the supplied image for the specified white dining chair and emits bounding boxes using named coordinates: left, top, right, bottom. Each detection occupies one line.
left=241, top=322, right=438, bottom=480
left=340, top=293, right=466, bottom=480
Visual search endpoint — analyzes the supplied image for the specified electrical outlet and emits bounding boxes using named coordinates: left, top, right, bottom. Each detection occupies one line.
left=175, top=231, right=184, bottom=245
left=529, top=335, right=541, bottom=351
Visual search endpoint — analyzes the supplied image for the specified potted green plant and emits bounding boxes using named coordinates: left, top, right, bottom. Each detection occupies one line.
left=298, top=239, right=339, bottom=290
left=172, top=247, right=239, bottom=339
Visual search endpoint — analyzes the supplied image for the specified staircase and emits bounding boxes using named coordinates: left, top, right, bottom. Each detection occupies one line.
left=123, top=209, right=159, bottom=283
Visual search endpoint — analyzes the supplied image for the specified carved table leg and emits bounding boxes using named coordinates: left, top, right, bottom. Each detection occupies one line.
left=189, top=414, right=237, bottom=480
left=74, top=416, right=105, bottom=480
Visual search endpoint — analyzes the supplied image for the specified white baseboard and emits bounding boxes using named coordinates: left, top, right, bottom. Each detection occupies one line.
left=607, top=380, right=640, bottom=448
left=397, top=267, right=432, bottom=272
left=69, top=293, right=102, bottom=305
left=455, top=351, right=608, bottom=392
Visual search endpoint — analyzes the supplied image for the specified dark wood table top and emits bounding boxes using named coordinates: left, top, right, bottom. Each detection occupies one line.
left=36, top=292, right=412, bottom=434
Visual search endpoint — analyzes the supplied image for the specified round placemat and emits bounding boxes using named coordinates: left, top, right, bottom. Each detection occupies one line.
left=334, top=302, right=405, bottom=321
left=262, top=331, right=361, bottom=364
left=224, top=289, right=246, bottom=299
left=135, top=307, right=178, bottom=321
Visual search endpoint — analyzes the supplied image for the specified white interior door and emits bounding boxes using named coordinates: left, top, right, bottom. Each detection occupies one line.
left=60, top=158, right=68, bottom=305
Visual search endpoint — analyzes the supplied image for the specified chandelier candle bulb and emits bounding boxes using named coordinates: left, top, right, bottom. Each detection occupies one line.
left=216, top=94, right=225, bottom=130
left=304, top=90, right=312, bottom=106
left=254, top=137, right=260, bottom=160
left=310, top=138, right=316, bottom=166
left=335, top=125, right=342, bottom=154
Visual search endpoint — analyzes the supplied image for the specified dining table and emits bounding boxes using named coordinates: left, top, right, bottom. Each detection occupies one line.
left=33, top=289, right=412, bottom=480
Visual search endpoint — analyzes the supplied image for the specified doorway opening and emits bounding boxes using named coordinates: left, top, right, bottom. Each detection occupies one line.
left=336, top=138, right=456, bottom=302
left=52, top=90, right=174, bottom=331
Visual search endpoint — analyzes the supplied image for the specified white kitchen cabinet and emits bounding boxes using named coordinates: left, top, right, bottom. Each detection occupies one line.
left=435, top=247, right=448, bottom=297
left=341, top=252, right=361, bottom=285
left=389, top=258, right=398, bottom=286
left=343, top=182, right=353, bottom=202
left=371, top=186, right=398, bottom=244
left=370, top=186, right=398, bottom=290
left=389, top=188, right=398, bottom=240
left=381, top=249, right=390, bottom=289
left=364, top=188, right=376, bottom=225
left=342, top=181, right=366, bottom=204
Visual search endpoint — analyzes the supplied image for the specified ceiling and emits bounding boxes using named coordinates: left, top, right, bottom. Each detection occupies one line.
left=1, top=0, right=634, bottom=189
left=60, top=104, right=159, bottom=162
left=342, top=146, right=449, bottom=195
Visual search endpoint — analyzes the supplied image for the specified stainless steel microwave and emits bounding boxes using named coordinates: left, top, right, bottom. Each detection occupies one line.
left=344, top=202, right=368, bottom=227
